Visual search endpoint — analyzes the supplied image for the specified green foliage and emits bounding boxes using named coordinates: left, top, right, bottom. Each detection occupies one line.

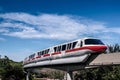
left=75, top=66, right=120, bottom=80
left=33, top=69, right=64, bottom=80
left=48, top=70, right=64, bottom=79
left=108, top=44, right=120, bottom=53
left=74, top=44, right=120, bottom=80
left=0, top=56, right=25, bottom=80
left=1, top=44, right=120, bottom=80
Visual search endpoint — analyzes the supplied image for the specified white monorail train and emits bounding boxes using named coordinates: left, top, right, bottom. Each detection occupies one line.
left=23, top=38, right=107, bottom=68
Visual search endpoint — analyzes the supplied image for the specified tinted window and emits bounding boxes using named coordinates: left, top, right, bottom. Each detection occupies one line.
left=80, top=41, right=83, bottom=47
left=57, top=46, right=61, bottom=52
left=44, top=50, right=47, bottom=54
left=29, top=54, right=35, bottom=58
left=42, top=51, right=44, bottom=55
left=62, top=44, right=66, bottom=51
left=46, top=49, right=50, bottom=54
left=67, top=43, right=72, bottom=50
left=38, top=52, right=41, bottom=56
left=85, top=39, right=104, bottom=45
left=72, top=42, right=77, bottom=49
left=54, top=47, right=57, bottom=52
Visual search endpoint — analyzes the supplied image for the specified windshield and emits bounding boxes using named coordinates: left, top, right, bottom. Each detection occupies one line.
left=85, top=39, right=104, bottom=45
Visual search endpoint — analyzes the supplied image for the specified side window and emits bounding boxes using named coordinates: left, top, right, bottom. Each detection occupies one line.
left=72, top=41, right=77, bottom=49
left=44, top=50, right=47, bottom=54
left=42, top=51, right=44, bottom=55
left=67, top=43, right=72, bottom=50
left=29, top=55, right=32, bottom=58
left=38, top=52, right=40, bottom=56
left=54, top=47, right=57, bottom=52
left=40, top=52, right=42, bottom=55
left=57, top=46, right=61, bottom=52
left=62, top=44, right=66, bottom=51
left=46, top=49, right=50, bottom=54
left=32, top=54, right=34, bottom=58
left=45, top=49, right=49, bottom=54
left=30, top=54, right=35, bottom=59
left=80, top=41, right=83, bottom=47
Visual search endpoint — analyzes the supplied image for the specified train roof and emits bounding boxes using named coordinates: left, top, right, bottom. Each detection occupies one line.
left=32, top=37, right=99, bottom=54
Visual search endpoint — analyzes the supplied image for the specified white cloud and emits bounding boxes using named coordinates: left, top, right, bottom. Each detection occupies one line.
left=1, top=12, right=120, bottom=61
left=0, top=12, right=120, bottom=41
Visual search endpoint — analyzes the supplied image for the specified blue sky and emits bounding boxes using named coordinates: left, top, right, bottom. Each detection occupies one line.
left=0, top=0, right=120, bottom=61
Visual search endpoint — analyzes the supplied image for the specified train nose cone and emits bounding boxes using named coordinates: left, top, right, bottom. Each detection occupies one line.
left=93, top=46, right=107, bottom=53
left=101, top=46, right=107, bottom=52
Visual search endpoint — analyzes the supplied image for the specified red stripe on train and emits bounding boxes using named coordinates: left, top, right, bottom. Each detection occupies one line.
left=36, top=56, right=41, bottom=58
left=52, top=52, right=61, bottom=55
left=43, top=54, right=50, bottom=57
left=32, top=58, right=35, bottom=60
left=65, top=48, right=81, bottom=53
left=66, top=46, right=107, bottom=53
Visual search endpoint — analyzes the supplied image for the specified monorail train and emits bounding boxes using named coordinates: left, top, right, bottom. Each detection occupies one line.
left=23, top=38, right=107, bottom=68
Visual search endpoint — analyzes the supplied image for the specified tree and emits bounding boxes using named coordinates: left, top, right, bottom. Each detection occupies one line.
left=107, top=44, right=120, bottom=53
left=0, top=55, right=25, bottom=80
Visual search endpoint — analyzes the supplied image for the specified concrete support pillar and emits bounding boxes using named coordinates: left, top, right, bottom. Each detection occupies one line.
left=26, top=72, right=30, bottom=80
left=66, top=71, right=73, bottom=80
left=64, top=71, right=74, bottom=80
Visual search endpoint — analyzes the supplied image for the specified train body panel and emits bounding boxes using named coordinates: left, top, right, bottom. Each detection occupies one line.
left=36, top=55, right=51, bottom=62
left=23, top=37, right=107, bottom=67
left=24, top=54, right=90, bottom=68
left=50, top=54, right=90, bottom=65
